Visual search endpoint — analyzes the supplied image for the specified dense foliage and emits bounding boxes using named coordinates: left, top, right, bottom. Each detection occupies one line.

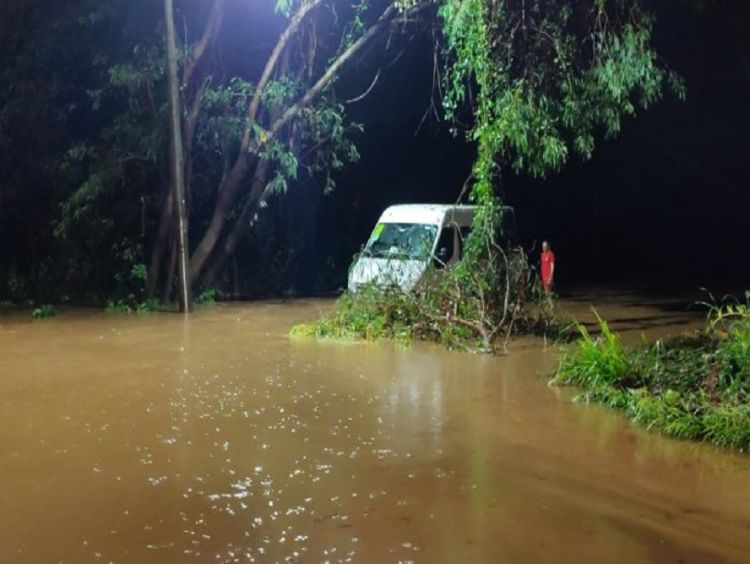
left=554, top=296, right=750, bottom=451
left=292, top=265, right=565, bottom=352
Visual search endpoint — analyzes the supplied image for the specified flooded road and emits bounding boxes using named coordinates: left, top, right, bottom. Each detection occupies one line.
left=1, top=295, right=749, bottom=562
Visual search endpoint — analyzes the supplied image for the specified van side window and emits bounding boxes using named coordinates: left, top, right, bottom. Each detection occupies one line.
left=434, top=226, right=457, bottom=268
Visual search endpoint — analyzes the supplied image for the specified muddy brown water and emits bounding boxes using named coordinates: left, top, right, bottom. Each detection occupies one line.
left=1, top=293, right=749, bottom=563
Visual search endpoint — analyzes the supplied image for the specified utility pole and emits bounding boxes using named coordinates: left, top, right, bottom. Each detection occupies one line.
left=164, top=0, right=191, bottom=312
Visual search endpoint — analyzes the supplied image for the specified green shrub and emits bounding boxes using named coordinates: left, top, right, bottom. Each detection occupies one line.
left=130, top=263, right=148, bottom=282
left=136, top=298, right=161, bottom=313
left=291, top=283, right=418, bottom=344
left=627, top=391, right=705, bottom=439
left=704, top=290, right=750, bottom=331
left=31, top=304, right=57, bottom=319
left=554, top=310, right=632, bottom=388
left=196, top=288, right=217, bottom=305
left=718, top=319, right=750, bottom=396
left=106, top=296, right=162, bottom=314
left=106, top=298, right=134, bottom=314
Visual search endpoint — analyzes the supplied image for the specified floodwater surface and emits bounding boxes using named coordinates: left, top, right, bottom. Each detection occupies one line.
left=1, top=294, right=749, bottom=562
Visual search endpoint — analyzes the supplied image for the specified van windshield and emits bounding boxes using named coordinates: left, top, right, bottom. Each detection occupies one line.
left=365, top=223, right=437, bottom=260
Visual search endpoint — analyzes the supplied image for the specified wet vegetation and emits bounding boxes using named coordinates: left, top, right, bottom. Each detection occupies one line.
left=553, top=295, right=750, bottom=451
left=292, top=240, right=568, bottom=353
left=105, top=297, right=162, bottom=315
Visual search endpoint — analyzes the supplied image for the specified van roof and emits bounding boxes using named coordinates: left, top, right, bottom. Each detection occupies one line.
left=379, top=204, right=478, bottom=225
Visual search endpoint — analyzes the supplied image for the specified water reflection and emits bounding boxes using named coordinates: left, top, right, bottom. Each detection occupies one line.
left=386, top=351, right=445, bottom=450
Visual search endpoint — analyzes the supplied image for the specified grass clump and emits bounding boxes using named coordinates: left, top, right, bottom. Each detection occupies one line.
left=558, top=311, right=633, bottom=388
left=553, top=294, right=750, bottom=451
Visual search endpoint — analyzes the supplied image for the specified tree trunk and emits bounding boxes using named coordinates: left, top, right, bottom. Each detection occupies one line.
left=163, top=233, right=178, bottom=304
left=146, top=188, right=174, bottom=298
left=164, top=0, right=191, bottom=312
left=188, top=2, right=397, bottom=285
left=199, top=158, right=271, bottom=288
left=188, top=155, right=254, bottom=281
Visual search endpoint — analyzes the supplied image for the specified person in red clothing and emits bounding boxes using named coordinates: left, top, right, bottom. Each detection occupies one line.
left=540, top=240, right=555, bottom=295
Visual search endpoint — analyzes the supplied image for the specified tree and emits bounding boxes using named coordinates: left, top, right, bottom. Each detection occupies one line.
left=142, top=0, right=419, bottom=301
left=434, top=0, right=684, bottom=348
left=146, top=0, right=225, bottom=301
left=439, top=0, right=684, bottom=205
left=182, top=0, right=409, bottom=290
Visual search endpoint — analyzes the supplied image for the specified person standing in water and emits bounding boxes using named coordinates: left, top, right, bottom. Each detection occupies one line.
left=540, top=240, right=555, bottom=295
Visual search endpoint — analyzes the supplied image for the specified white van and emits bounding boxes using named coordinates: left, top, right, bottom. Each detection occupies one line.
left=347, top=204, right=478, bottom=292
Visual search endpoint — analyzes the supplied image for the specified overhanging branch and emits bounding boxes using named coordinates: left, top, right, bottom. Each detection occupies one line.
left=240, top=0, right=324, bottom=153
left=265, top=3, right=399, bottom=144
left=181, top=0, right=225, bottom=89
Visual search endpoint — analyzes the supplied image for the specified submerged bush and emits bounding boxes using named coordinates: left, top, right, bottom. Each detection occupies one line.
left=292, top=236, right=567, bottom=352
left=136, top=298, right=161, bottom=313
left=106, top=296, right=162, bottom=314
left=291, top=284, right=419, bottom=344
left=553, top=296, right=750, bottom=451
left=31, top=304, right=57, bottom=319
left=195, top=288, right=217, bottom=306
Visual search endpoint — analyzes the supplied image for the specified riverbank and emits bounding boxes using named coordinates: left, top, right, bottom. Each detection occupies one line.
left=553, top=293, right=750, bottom=451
